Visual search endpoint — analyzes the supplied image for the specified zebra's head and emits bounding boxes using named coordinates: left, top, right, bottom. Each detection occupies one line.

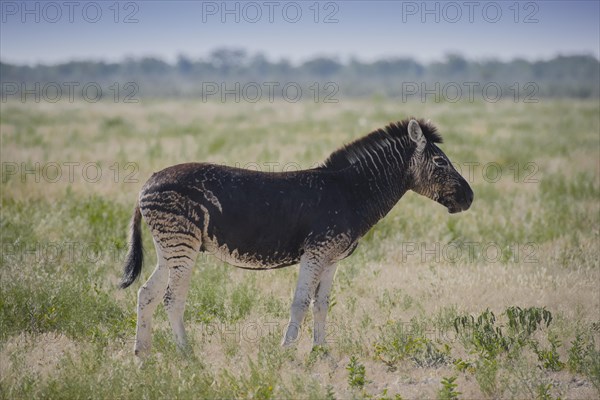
left=407, top=119, right=473, bottom=214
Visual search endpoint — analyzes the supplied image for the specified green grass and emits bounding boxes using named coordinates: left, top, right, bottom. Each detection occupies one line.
left=1, top=98, right=599, bottom=399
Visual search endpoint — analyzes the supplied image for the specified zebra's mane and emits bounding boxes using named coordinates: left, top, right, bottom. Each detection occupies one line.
left=321, top=118, right=442, bottom=170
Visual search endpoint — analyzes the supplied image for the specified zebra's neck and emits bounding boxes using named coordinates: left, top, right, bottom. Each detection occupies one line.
left=339, top=135, right=415, bottom=232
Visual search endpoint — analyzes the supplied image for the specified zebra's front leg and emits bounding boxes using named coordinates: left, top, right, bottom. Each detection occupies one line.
left=164, top=251, right=197, bottom=353
left=313, top=263, right=337, bottom=347
left=282, top=255, right=324, bottom=347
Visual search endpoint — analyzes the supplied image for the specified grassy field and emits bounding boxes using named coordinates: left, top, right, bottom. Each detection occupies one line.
left=1, top=98, right=599, bottom=399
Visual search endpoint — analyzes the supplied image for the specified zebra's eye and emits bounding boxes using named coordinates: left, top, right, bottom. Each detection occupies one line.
left=433, top=156, right=448, bottom=167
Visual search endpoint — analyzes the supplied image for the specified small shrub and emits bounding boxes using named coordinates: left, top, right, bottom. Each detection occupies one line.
left=437, top=376, right=461, bottom=400
left=474, top=357, right=499, bottom=397
left=568, top=330, right=600, bottom=391
left=568, top=332, right=587, bottom=372
left=532, top=333, right=565, bottom=371
left=536, top=382, right=556, bottom=400
left=506, top=306, right=552, bottom=341
left=453, top=358, right=475, bottom=374
left=454, top=307, right=554, bottom=360
left=305, top=345, right=329, bottom=368
left=454, top=309, right=509, bottom=359
left=347, top=356, right=367, bottom=390
left=325, top=385, right=336, bottom=400
left=374, top=320, right=449, bottom=369
left=454, top=307, right=556, bottom=397
left=377, top=388, right=404, bottom=400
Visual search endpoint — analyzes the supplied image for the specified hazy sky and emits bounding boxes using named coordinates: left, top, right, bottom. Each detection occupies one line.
left=1, top=1, right=599, bottom=65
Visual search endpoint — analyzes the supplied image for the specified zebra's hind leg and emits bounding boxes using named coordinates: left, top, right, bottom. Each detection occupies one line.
left=135, top=239, right=169, bottom=358
left=312, top=263, right=337, bottom=347
left=163, top=246, right=198, bottom=353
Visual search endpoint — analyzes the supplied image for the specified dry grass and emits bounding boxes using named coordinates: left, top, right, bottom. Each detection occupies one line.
left=1, top=98, right=599, bottom=399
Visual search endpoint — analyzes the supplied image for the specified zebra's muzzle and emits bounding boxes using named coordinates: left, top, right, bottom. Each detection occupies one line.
left=443, top=185, right=473, bottom=214
left=449, top=186, right=474, bottom=213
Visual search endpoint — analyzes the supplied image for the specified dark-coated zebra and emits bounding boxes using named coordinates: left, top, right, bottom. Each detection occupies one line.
left=120, top=118, right=473, bottom=357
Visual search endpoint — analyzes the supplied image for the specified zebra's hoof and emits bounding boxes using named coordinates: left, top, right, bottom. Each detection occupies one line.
left=134, top=345, right=151, bottom=360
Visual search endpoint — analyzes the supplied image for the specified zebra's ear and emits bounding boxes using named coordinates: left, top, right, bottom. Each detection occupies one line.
left=408, top=119, right=426, bottom=149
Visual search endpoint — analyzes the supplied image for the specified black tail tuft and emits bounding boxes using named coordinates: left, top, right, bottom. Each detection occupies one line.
left=119, top=203, right=144, bottom=289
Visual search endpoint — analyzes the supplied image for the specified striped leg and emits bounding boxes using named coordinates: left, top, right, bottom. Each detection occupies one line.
left=134, top=240, right=168, bottom=358
left=163, top=249, right=197, bottom=352
left=282, top=254, right=324, bottom=347
left=312, top=263, right=337, bottom=347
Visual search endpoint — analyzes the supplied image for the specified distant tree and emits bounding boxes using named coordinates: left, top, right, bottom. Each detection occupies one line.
left=247, top=53, right=271, bottom=78
left=445, top=53, right=468, bottom=75
left=301, top=57, right=342, bottom=77
left=177, top=54, right=194, bottom=75
left=428, top=53, right=469, bottom=79
left=271, top=58, right=294, bottom=76
left=138, top=57, right=170, bottom=74
left=209, top=48, right=248, bottom=72
left=371, top=57, right=424, bottom=77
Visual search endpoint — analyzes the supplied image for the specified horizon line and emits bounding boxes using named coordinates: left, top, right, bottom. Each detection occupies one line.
left=2, top=50, right=599, bottom=68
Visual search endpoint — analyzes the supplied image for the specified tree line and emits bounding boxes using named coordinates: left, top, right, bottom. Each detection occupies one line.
left=1, top=49, right=598, bottom=100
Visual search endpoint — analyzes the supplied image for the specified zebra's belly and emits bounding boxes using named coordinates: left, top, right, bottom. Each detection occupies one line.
left=202, top=236, right=301, bottom=270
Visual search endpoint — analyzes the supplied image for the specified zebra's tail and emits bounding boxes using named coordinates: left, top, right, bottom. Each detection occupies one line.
left=119, top=203, right=144, bottom=289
